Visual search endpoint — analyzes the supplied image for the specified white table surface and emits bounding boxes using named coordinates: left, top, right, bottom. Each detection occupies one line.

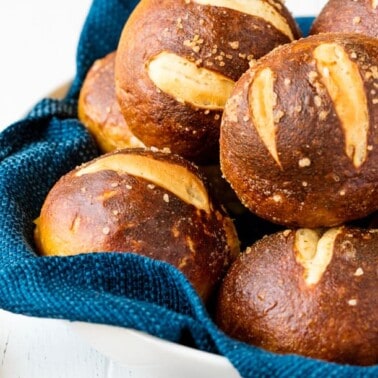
left=0, top=1, right=327, bottom=377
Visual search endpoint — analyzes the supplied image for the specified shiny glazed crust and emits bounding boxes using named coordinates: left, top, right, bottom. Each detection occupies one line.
left=220, top=33, right=378, bottom=228
left=34, top=149, right=240, bottom=301
left=216, top=227, right=378, bottom=365
left=115, top=0, right=301, bottom=163
left=78, top=51, right=144, bottom=153
left=310, top=0, right=378, bottom=38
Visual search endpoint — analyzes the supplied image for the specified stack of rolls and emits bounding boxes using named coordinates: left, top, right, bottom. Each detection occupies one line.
left=37, top=0, right=301, bottom=302
left=217, top=16, right=378, bottom=366
left=79, top=0, right=301, bottom=163
left=34, top=0, right=378, bottom=366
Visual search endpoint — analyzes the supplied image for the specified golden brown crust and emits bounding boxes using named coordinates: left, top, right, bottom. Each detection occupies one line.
left=78, top=51, right=144, bottom=153
left=220, top=33, right=378, bottom=228
left=216, top=227, right=378, bottom=365
left=310, top=0, right=378, bottom=38
left=34, top=149, right=240, bottom=301
left=115, top=0, right=301, bottom=163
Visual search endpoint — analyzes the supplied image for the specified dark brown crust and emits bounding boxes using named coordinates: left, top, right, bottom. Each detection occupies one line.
left=115, top=0, right=301, bottom=164
left=216, top=227, right=378, bottom=365
left=78, top=52, right=143, bottom=153
left=310, top=0, right=378, bottom=38
left=220, top=33, right=378, bottom=228
left=34, top=149, right=240, bottom=301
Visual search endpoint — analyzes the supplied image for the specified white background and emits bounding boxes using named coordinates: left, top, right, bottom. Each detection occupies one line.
left=0, top=0, right=92, bottom=129
left=0, top=1, right=327, bottom=378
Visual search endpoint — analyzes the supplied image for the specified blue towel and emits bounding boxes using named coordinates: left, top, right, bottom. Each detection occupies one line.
left=0, top=1, right=376, bottom=376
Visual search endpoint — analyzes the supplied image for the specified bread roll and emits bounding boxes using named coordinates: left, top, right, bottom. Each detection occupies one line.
left=310, top=0, right=378, bottom=38
left=115, top=0, right=301, bottom=163
left=34, top=149, right=240, bottom=301
left=78, top=51, right=144, bottom=153
left=220, top=33, right=378, bottom=228
left=216, top=227, right=378, bottom=365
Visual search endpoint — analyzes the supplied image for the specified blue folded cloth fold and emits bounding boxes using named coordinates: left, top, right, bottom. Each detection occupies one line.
left=0, top=1, right=376, bottom=376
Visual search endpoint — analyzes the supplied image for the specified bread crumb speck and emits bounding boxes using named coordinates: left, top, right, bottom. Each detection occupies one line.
left=294, top=105, right=302, bottom=113
left=274, top=110, right=284, bottom=123
left=314, top=95, right=322, bottom=107
left=229, top=41, right=239, bottom=49
left=308, top=71, right=318, bottom=83
left=163, top=193, right=170, bottom=203
left=319, top=110, right=328, bottom=121
left=354, top=268, right=364, bottom=276
left=273, top=194, right=282, bottom=202
left=348, top=299, right=358, bottom=306
left=298, top=157, right=311, bottom=168
left=176, top=17, right=183, bottom=29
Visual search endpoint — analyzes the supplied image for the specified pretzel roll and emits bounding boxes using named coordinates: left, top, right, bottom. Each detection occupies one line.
left=78, top=51, right=145, bottom=153
left=34, top=149, right=240, bottom=301
left=310, top=0, right=378, bottom=38
left=115, top=0, right=301, bottom=163
left=216, top=227, right=378, bottom=365
left=220, top=33, right=378, bottom=228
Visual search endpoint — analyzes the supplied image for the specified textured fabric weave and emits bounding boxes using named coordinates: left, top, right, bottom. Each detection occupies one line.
left=0, top=1, right=376, bottom=377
